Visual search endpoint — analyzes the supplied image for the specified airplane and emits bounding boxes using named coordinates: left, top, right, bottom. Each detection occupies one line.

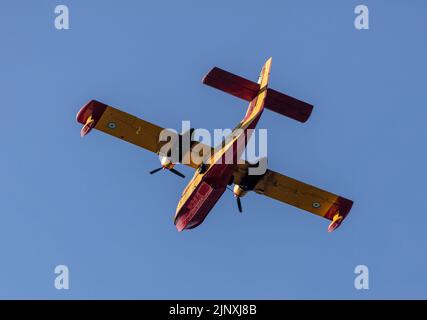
left=76, top=58, right=353, bottom=232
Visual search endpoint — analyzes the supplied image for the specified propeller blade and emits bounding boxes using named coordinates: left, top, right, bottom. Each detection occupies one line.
left=149, top=167, right=163, bottom=174
left=170, top=168, right=186, bottom=178
left=236, top=196, right=243, bottom=213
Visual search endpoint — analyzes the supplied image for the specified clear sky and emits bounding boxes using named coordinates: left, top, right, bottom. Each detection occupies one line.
left=1, top=0, right=426, bottom=299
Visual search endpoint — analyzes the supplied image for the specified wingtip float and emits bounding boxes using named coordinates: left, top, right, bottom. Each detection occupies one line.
left=77, top=58, right=353, bottom=233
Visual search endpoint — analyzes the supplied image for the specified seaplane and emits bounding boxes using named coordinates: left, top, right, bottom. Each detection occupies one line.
left=76, top=58, right=353, bottom=232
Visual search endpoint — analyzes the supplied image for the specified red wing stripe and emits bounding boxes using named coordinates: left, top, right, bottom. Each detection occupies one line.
left=324, top=196, right=354, bottom=221
left=76, top=100, right=108, bottom=126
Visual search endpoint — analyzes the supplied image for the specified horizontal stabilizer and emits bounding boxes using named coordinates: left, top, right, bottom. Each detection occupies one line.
left=202, top=67, right=313, bottom=123
left=265, top=88, right=313, bottom=123
left=202, top=67, right=259, bottom=101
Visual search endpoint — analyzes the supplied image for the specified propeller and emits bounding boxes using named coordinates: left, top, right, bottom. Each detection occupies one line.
left=236, top=196, right=243, bottom=213
left=149, top=167, right=163, bottom=174
left=149, top=167, right=185, bottom=178
left=169, top=168, right=185, bottom=178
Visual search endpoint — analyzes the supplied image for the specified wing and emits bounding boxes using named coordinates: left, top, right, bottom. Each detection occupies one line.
left=76, top=100, right=212, bottom=169
left=233, top=166, right=353, bottom=232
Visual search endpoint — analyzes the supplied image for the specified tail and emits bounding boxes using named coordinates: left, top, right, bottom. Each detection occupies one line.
left=208, top=59, right=273, bottom=166
left=240, top=57, right=272, bottom=129
left=202, top=58, right=313, bottom=123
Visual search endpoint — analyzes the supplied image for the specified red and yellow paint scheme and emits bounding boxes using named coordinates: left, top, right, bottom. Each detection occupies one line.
left=76, top=58, right=353, bottom=232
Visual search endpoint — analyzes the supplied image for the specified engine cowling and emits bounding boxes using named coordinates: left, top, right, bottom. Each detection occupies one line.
left=233, top=185, right=248, bottom=198
left=160, top=155, right=175, bottom=170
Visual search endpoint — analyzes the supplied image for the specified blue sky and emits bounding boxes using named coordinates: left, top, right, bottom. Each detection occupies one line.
left=1, top=0, right=426, bottom=299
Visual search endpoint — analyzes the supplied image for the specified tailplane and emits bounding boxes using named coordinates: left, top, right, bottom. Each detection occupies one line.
left=202, top=60, right=313, bottom=123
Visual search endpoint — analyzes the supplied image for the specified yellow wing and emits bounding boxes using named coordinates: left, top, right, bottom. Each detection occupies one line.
left=233, top=165, right=353, bottom=231
left=76, top=100, right=212, bottom=169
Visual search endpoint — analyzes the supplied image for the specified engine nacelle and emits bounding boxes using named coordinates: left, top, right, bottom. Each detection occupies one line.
left=233, top=185, right=248, bottom=198
left=160, top=155, right=175, bottom=170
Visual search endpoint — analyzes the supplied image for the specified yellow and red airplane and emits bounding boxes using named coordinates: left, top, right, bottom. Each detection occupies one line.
left=76, top=58, right=353, bottom=232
